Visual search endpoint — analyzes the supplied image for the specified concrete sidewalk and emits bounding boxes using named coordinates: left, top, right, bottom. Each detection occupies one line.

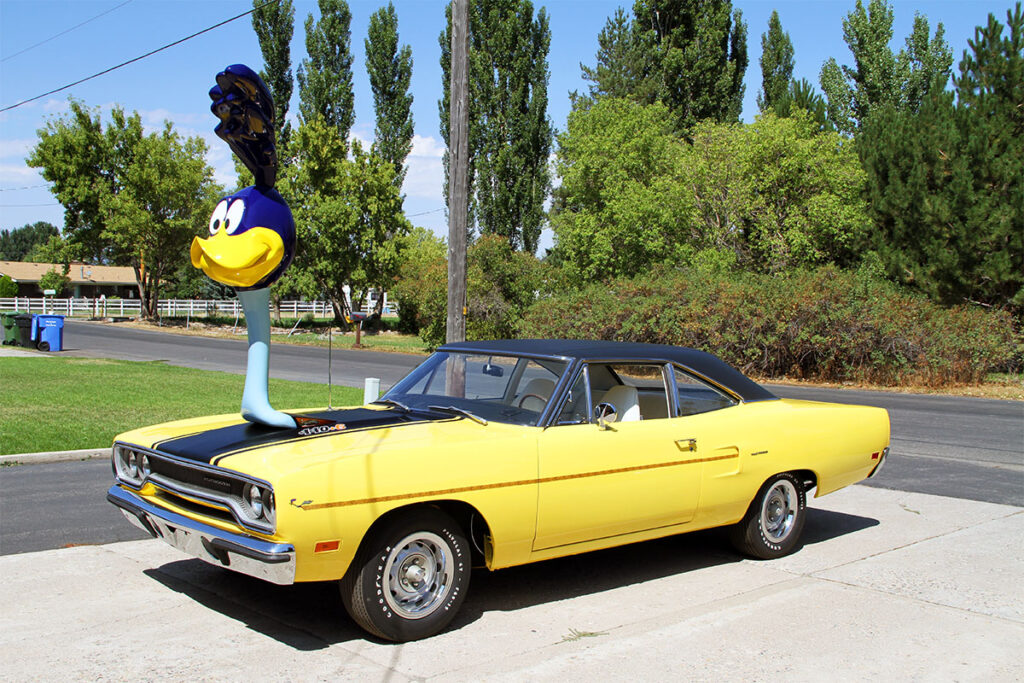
left=1, top=486, right=1020, bottom=680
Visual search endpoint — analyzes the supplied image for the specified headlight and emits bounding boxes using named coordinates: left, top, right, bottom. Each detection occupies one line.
left=113, top=445, right=145, bottom=486
left=141, top=454, right=151, bottom=477
left=246, top=483, right=264, bottom=519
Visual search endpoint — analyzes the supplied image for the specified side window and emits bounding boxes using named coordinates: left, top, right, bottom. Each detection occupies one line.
left=598, top=364, right=672, bottom=421
left=673, top=366, right=736, bottom=416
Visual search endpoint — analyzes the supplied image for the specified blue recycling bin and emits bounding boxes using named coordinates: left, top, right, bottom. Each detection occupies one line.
left=31, top=314, right=65, bottom=352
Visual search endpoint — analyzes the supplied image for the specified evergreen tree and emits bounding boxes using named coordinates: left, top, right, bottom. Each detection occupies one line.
left=858, top=4, right=1023, bottom=312
left=297, top=0, right=354, bottom=142
left=365, top=2, right=414, bottom=188
left=439, top=0, right=553, bottom=254
left=953, top=2, right=1023, bottom=309
left=0, top=221, right=59, bottom=261
left=820, top=0, right=951, bottom=135
left=251, top=0, right=294, bottom=152
left=580, top=0, right=748, bottom=135
left=757, top=10, right=793, bottom=112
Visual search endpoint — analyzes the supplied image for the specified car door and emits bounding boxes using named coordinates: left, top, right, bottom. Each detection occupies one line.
left=533, top=362, right=711, bottom=550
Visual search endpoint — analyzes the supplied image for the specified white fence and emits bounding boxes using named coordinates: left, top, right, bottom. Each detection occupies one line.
left=0, top=297, right=380, bottom=319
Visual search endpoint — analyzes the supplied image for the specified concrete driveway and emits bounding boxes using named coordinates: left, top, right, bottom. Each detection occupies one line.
left=1, top=485, right=1020, bottom=680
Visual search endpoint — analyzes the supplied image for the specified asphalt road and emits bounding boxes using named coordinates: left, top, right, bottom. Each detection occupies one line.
left=0, top=319, right=1020, bottom=555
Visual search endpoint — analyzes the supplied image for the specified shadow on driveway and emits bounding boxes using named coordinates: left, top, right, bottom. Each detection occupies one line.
left=142, top=506, right=878, bottom=649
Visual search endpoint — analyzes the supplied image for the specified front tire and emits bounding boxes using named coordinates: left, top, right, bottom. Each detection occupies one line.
left=730, top=473, right=806, bottom=559
left=340, top=508, right=470, bottom=641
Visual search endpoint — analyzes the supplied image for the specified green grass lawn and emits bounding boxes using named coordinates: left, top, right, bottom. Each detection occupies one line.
left=0, top=358, right=362, bottom=455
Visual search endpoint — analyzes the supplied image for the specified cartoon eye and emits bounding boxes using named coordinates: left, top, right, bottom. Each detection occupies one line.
left=209, top=200, right=229, bottom=235
left=224, top=199, right=246, bottom=235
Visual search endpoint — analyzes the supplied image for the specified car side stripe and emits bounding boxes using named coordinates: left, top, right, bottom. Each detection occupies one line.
left=299, top=453, right=738, bottom=510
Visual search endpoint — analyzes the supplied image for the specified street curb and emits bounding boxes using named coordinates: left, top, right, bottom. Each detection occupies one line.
left=0, top=448, right=108, bottom=466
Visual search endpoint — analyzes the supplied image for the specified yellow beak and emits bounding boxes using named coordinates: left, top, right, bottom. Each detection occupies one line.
left=190, top=227, right=285, bottom=288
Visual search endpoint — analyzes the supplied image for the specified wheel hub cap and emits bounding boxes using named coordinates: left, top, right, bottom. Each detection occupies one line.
left=382, top=532, right=454, bottom=620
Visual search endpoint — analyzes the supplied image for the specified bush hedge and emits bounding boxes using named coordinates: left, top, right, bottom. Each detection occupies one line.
left=519, top=266, right=1020, bottom=386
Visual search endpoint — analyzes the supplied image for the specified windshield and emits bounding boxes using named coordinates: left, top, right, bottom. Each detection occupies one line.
left=381, top=352, right=569, bottom=426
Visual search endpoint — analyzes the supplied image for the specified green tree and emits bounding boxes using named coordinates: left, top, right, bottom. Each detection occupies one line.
left=954, top=2, right=1023, bottom=310
left=757, top=10, right=793, bottom=112
left=820, top=0, right=952, bottom=134
left=297, top=0, right=354, bottom=142
left=0, top=275, right=16, bottom=298
left=28, top=103, right=220, bottom=317
left=99, top=123, right=219, bottom=317
left=251, top=0, right=294, bottom=153
left=0, top=221, right=59, bottom=261
left=580, top=0, right=748, bottom=135
left=391, top=227, right=446, bottom=334
left=439, top=0, right=553, bottom=253
left=860, top=4, right=1023, bottom=311
left=285, top=119, right=411, bottom=320
left=27, top=101, right=129, bottom=262
left=366, top=2, right=414, bottom=188
left=38, top=268, right=71, bottom=296
left=549, top=98, right=692, bottom=284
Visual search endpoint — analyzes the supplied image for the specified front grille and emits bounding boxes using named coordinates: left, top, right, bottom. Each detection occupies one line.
left=112, top=442, right=275, bottom=534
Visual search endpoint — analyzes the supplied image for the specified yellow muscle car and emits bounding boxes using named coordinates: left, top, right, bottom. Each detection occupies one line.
left=107, top=339, right=890, bottom=641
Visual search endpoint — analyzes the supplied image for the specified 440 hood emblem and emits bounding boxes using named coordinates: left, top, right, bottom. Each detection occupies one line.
left=297, top=423, right=347, bottom=437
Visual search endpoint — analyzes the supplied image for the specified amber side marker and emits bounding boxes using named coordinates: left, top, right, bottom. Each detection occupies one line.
left=314, top=540, right=341, bottom=553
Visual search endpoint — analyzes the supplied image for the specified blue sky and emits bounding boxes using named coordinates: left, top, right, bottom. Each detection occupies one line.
left=0, top=0, right=1013, bottom=253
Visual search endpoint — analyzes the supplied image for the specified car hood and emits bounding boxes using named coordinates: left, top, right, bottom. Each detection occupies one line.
left=130, top=406, right=452, bottom=467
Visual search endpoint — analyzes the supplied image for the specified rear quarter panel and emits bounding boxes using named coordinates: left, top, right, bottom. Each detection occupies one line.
left=693, top=398, right=890, bottom=529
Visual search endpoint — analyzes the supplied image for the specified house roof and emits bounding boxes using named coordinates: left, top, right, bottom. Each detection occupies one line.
left=0, top=261, right=136, bottom=286
left=439, top=338, right=778, bottom=403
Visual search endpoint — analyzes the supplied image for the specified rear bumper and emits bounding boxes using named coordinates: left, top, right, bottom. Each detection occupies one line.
left=867, top=446, right=890, bottom=479
left=107, top=485, right=296, bottom=585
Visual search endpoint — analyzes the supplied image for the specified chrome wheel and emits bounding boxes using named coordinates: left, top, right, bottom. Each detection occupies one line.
left=760, top=479, right=798, bottom=543
left=382, top=531, right=454, bottom=620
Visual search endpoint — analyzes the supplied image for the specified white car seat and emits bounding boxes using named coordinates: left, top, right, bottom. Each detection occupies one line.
left=516, top=377, right=555, bottom=411
left=600, top=385, right=641, bottom=422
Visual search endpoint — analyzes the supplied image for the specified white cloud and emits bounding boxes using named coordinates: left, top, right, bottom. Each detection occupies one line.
left=410, top=134, right=445, bottom=158
left=0, top=139, right=35, bottom=160
left=0, top=163, right=39, bottom=182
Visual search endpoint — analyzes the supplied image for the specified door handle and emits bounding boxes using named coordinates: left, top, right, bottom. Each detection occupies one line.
left=675, top=438, right=697, bottom=452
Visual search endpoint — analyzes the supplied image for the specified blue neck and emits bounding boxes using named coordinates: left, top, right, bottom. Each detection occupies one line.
left=237, top=287, right=296, bottom=429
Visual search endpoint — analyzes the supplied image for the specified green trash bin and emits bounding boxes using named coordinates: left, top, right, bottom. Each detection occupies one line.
left=13, top=314, right=34, bottom=347
left=1, top=312, right=18, bottom=345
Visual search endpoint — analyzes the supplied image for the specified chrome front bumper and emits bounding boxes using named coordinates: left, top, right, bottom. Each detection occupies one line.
left=107, top=485, right=296, bottom=585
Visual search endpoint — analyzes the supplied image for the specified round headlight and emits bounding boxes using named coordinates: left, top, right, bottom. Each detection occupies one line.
left=263, top=490, right=275, bottom=525
left=127, top=451, right=138, bottom=479
left=247, top=484, right=264, bottom=519
left=141, top=454, right=151, bottom=477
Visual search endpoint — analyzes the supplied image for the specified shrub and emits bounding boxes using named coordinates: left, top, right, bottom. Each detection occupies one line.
left=520, top=266, right=1019, bottom=386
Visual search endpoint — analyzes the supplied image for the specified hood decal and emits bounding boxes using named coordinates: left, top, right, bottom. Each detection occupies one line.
left=151, top=408, right=448, bottom=465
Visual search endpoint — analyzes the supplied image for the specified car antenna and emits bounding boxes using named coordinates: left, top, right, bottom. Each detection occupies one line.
left=327, top=315, right=334, bottom=410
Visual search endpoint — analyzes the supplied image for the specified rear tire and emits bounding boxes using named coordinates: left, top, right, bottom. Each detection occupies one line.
left=340, top=508, right=470, bottom=641
left=730, top=473, right=806, bottom=559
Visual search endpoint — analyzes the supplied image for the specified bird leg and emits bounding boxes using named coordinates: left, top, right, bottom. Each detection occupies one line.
left=237, top=287, right=296, bottom=429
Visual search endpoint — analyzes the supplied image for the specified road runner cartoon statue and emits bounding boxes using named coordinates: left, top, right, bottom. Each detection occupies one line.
left=190, top=64, right=297, bottom=429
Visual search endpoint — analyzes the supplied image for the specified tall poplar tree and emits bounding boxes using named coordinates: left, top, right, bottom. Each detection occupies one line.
left=820, top=0, right=951, bottom=134
left=297, top=0, right=354, bottom=142
left=251, top=0, right=294, bottom=152
left=439, top=0, right=553, bottom=254
left=580, top=0, right=748, bottom=135
left=757, top=10, right=793, bottom=112
left=365, top=2, right=414, bottom=188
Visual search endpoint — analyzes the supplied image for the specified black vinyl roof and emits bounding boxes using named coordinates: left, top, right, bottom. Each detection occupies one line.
left=439, top=339, right=777, bottom=403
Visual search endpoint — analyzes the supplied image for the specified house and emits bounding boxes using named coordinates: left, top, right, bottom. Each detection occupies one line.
left=0, top=261, right=137, bottom=298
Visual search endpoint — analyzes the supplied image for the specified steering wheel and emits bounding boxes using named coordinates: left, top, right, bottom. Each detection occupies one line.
left=517, top=393, right=547, bottom=409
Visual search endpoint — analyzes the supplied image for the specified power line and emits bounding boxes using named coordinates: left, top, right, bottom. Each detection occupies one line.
left=407, top=208, right=445, bottom=218
left=0, top=0, right=281, bottom=114
left=0, top=203, right=61, bottom=208
left=1, top=0, right=134, bottom=63
left=0, top=184, right=51, bottom=193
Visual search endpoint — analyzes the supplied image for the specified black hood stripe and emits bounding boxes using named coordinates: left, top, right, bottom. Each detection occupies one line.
left=152, top=408, right=454, bottom=465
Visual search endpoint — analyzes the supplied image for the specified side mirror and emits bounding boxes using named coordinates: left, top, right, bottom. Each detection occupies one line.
left=482, top=359, right=504, bottom=377
left=594, top=402, right=617, bottom=430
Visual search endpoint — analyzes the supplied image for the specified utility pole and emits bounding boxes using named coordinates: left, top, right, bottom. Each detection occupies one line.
left=446, top=0, right=468, bottom=346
